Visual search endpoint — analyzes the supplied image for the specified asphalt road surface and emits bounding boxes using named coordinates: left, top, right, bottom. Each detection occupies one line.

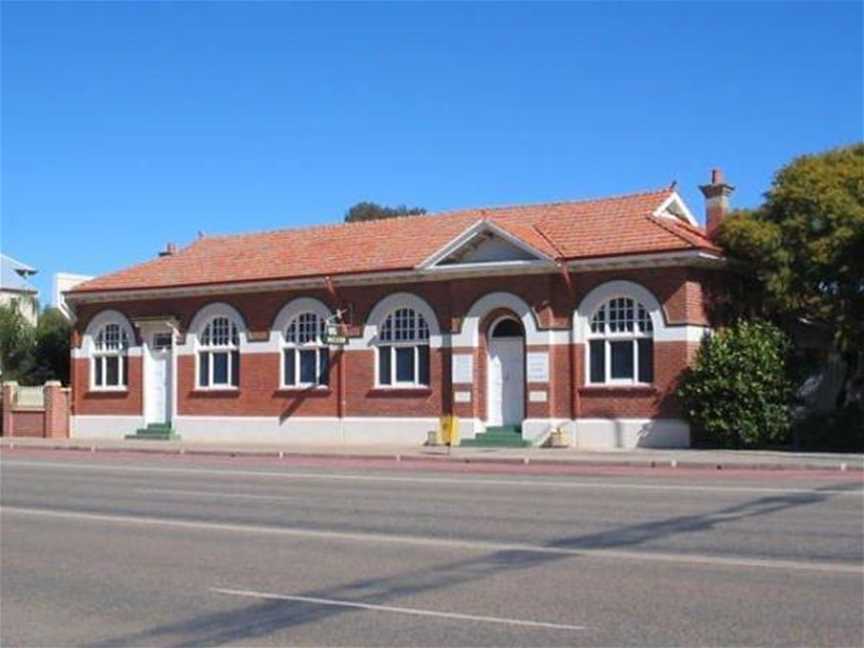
left=1, top=449, right=862, bottom=647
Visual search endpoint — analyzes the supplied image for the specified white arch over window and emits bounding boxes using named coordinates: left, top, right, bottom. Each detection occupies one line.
left=188, top=302, right=247, bottom=344
left=363, top=293, right=442, bottom=348
left=274, top=298, right=333, bottom=388
left=83, top=310, right=136, bottom=390
left=189, top=303, right=246, bottom=389
left=82, top=309, right=137, bottom=356
left=574, top=281, right=666, bottom=344
left=272, top=297, right=333, bottom=338
left=452, top=291, right=546, bottom=347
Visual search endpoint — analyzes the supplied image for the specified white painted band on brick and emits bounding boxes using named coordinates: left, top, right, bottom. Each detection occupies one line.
left=72, top=347, right=143, bottom=359
left=71, top=415, right=145, bottom=439
left=174, top=415, right=439, bottom=445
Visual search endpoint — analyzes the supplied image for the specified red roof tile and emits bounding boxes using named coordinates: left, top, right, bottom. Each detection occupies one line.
left=71, top=187, right=720, bottom=294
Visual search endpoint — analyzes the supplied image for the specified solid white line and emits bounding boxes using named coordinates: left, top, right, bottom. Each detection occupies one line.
left=2, top=506, right=861, bottom=575
left=3, top=459, right=861, bottom=496
left=210, top=587, right=586, bottom=631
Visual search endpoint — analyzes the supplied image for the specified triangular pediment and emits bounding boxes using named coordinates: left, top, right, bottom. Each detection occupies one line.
left=439, top=231, right=539, bottom=265
left=418, top=220, right=554, bottom=271
left=652, top=191, right=698, bottom=226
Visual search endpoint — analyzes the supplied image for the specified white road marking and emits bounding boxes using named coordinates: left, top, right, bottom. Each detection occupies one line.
left=3, top=459, right=861, bottom=496
left=210, top=587, right=587, bottom=631
left=3, top=506, right=861, bottom=575
left=138, top=487, right=302, bottom=502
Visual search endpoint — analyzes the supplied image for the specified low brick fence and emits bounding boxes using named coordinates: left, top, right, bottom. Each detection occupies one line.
left=1, top=381, right=70, bottom=438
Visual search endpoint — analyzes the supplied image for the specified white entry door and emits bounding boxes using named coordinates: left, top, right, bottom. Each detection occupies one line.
left=487, top=338, right=525, bottom=426
left=145, top=335, right=172, bottom=424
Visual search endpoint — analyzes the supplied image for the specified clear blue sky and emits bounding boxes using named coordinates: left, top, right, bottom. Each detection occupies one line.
left=2, top=1, right=861, bottom=305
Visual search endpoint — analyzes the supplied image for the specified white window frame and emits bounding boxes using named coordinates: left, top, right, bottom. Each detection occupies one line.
left=585, top=296, right=654, bottom=386
left=91, top=322, right=129, bottom=391
left=375, top=307, right=431, bottom=388
left=196, top=315, right=240, bottom=390
left=281, top=312, right=329, bottom=389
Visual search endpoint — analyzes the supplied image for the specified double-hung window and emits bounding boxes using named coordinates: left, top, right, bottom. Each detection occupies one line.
left=92, top=323, right=129, bottom=389
left=197, top=316, right=240, bottom=388
left=377, top=308, right=430, bottom=387
left=587, top=297, right=654, bottom=385
left=283, top=312, right=329, bottom=387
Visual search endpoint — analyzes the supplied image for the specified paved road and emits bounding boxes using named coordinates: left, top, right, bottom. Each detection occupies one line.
left=2, top=451, right=862, bottom=646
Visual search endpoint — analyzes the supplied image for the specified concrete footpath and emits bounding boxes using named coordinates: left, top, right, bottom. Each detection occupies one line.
left=1, top=436, right=862, bottom=472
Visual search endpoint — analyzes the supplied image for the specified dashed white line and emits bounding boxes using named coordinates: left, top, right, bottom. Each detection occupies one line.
left=210, top=587, right=587, bottom=631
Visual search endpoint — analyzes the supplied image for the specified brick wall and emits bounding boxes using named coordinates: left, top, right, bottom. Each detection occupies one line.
left=72, top=356, right=143, bottom=416
left=72, top=267, right=714, bottom=423
left=2, top=382, right=71, bottom=438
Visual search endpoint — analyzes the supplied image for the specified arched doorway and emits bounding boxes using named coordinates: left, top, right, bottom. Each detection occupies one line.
left=486, top=316, right=525, bottom=427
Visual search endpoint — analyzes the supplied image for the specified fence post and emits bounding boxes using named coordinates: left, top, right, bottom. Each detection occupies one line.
left=44, top=380, right=69, bottom=438
left=2, top=381, right=17, bottom=437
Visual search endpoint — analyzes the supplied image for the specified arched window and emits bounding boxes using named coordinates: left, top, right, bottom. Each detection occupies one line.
left=283, top=312, right=329, bottom=387
left=197, top=316, right=240, bottom=388
left=587, top=297, right=654, bottom=384
left=92, top=323, right=129, bottom=389
left=377, top=308, right=430, bottom=387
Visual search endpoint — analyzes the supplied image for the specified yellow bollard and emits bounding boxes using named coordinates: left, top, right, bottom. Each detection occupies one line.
left=448, top=415, right=460, bottom=447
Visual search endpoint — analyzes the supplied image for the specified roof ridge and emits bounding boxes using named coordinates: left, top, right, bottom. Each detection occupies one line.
left=431, top=185, right=672, bottom=217
left=196, top=186, right=675, bottom=243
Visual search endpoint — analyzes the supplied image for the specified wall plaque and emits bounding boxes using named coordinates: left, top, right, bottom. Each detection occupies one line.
left=452, top=354, right=474, bottom=384
left=526, top=352, right=549, bottom=382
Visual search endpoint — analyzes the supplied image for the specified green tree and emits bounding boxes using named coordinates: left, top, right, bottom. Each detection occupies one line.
left=0, top=300, right=36, bottom=383
left=344, top=201, right=426, bottom=223
left=716, top=143, right=864, bottom=355
left=31, top=307, right=71, bottom=385
left=677, top=320, right=793, bottom=448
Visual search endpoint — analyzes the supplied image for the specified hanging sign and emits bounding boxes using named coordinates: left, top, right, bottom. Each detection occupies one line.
left=323, top=322, right=348, bottom=345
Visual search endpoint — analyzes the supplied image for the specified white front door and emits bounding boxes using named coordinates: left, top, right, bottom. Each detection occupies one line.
left=487, top=338, right=525, bottom=426
left=145, top=335, right=172, bottom=424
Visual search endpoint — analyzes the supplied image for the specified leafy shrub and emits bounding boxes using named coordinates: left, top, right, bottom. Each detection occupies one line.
left=677, top=320, right=793, bottom=448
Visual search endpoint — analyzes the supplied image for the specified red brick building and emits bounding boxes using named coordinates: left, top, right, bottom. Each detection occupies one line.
left=65, top=173, right=732, bottom=448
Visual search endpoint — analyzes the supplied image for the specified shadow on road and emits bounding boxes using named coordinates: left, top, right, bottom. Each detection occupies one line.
left=93, top=481, right=863, bottom=647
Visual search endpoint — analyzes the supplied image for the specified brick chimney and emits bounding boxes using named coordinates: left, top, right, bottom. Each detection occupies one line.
left=699, top=168, right=734, bottom=239
left=159, top=242, right=177, bottom=257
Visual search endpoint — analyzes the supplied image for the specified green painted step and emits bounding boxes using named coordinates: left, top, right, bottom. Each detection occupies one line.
left=485, top=425, right=521, bottom=434
left=125, top=423, right=180, bottom=440
left=461, top=424, right=531, bottom=448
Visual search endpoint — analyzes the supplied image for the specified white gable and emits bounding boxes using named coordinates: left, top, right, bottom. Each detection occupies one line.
left=439, top=232, right=538, bottom=265
left=418, top=220, right=555, bottom=271
left=652, top=192, right=698, bottom=226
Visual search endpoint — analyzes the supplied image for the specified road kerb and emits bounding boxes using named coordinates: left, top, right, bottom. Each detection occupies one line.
left=0, top=439, right=861, bottom=472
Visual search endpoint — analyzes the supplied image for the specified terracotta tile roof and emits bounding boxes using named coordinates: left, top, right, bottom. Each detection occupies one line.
left=71, top=187, right=720, bottom=294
